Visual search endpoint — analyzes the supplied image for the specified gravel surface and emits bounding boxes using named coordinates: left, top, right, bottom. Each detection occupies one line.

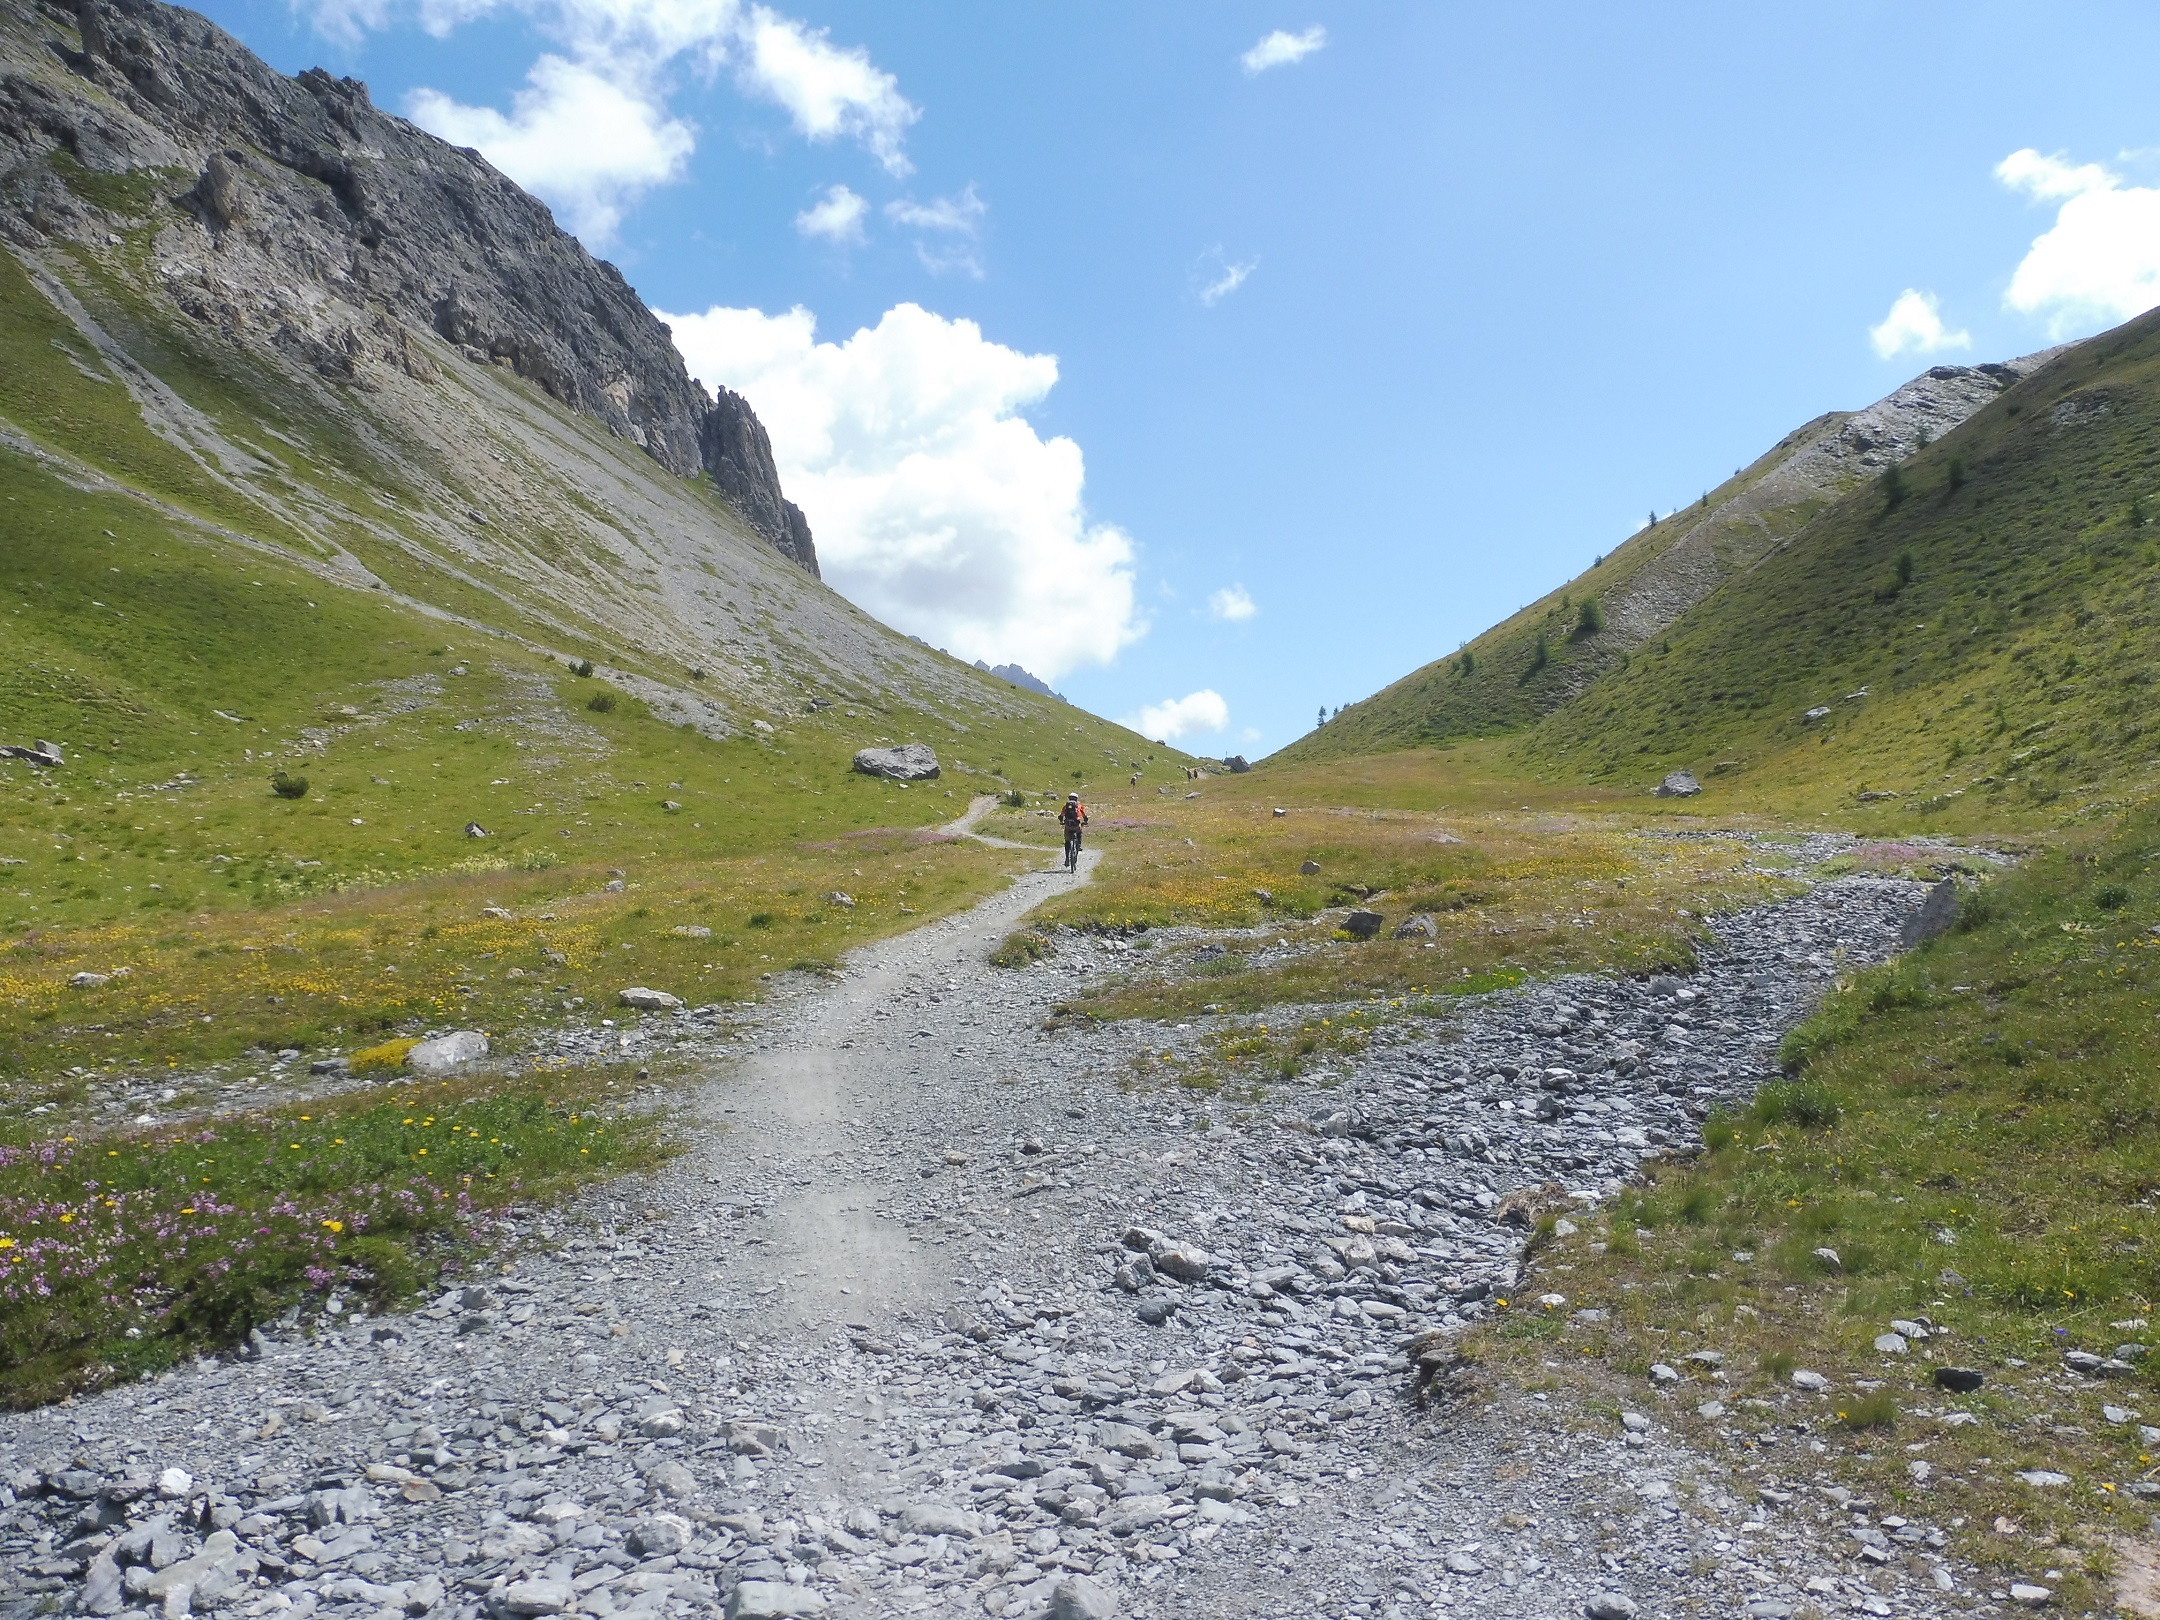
left=1, top=839, right=1999, bottom=1620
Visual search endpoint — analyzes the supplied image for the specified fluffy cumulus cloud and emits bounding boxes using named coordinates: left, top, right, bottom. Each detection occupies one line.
left=1207, top=584, right=1257, bottom=622
left=1241, top=25, right=1326, bottom=75
left=1997, top=148, right=2160, bottom=337
left=305, top=0, right=917, bottom=246
left=794, top=182, right=867, bottom=243
left=1867, top=288, right=1971, bottom=360
left=737, top=4, right=916, bottom=174
left=409, top=56, right=694, bottom=241
left=659, top=302, right=1143, bottom=680
left=1124, top=690, right=1230, bottom=743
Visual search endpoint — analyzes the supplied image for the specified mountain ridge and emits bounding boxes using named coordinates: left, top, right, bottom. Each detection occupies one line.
left=1278, top=348, right=2065, bottom=763
left=0, top=0, right=819, bottom=573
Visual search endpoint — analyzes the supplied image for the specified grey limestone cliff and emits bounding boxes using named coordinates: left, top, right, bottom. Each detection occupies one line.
left=0, top=0, right=816, bottom=572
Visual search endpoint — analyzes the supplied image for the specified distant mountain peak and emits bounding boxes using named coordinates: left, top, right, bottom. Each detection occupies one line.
left=974, top=661, right=1066, bottom=702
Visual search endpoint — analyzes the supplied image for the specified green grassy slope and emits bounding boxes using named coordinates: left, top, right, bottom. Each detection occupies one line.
left=1526, top=308, right=2160, bottom=816
left=1276, top=402, right=1885, bottom=761
left=0, top=190, right=1190, bottom=1084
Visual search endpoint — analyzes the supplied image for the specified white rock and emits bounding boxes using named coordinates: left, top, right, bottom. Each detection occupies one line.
left=852, top=743, right=940, bottom=781
left=2016, top=1470, right=2071, bottom=1488
left=1790, top=1369, right=1829, bottom=1392
left=726, top=1581, right=827, bottom=1619
left=619, top=986, right=684, bottom=1011
left=2009, top=1584, right=2053, bottom=1607
left=1048, top=1576, right=1118, bottom=1620
left=408, top=1031, right=488, bottom=1073
left=156, top=1468, right=194, bottom=1499
left=499, top=1578, right=574, bottom=1615
left=1873, top=1332, right=1909, bottom=1355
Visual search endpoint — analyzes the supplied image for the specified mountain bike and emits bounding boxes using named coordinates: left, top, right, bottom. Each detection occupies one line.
left=1063, top=824, right=1082, bottom=873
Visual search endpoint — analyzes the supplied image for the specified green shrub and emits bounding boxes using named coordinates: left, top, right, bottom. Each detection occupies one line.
left=1574, top=596, right=1604, bottom=638
left=1522, top=633, right=1550, bottom=682
left=269, top=771, right=308, bottom=800
left=587, top=692, right=616, bottom=714
left=747, top=912, right=774, bottom=928
left=1002, top=789, right=1026, bottom=808
left=2096, top=883, right=2131, bottom=911
left=570, top=658, right=594, bottom=677
left=1839, top=1389, right=1898, bottom=1430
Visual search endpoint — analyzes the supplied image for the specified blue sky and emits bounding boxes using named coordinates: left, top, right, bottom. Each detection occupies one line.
left=195, top=0, right=2160, bottom=754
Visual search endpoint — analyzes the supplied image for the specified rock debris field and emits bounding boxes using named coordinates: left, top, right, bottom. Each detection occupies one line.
left=2, top=839, right=1991, bottom=1620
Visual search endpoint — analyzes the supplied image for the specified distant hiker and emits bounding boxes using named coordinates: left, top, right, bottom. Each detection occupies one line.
left=1060, top=792, right=1088, bottom=873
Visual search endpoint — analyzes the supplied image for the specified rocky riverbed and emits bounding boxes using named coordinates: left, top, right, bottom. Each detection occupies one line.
left=0, top=845, right=1994, bottom=1620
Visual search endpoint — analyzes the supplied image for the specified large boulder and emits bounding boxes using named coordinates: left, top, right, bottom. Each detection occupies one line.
left=853, top=744, right=940, bottom=781
left=1343, top=909, right=1384, bottom=939
left=1654, top=771, right=1702, bottom=798
left=619, top=987, right=684, bottom=1011
left=408, top=1031, right=488, bottom=1072
left=1900, top=878, right=1959, bottom=947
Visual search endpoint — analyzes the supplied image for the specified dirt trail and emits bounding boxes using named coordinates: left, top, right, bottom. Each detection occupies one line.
left=713, top=821, right=1095, bottom=1334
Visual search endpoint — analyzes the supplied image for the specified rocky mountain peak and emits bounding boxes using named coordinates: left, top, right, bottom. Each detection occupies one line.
left=0, top=0, right=816, bottom=572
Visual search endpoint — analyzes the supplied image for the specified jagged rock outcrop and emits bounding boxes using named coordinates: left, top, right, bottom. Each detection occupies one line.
left=699, top=386, right=818, bottom=574
left=0, top=0, right=816, bottom=572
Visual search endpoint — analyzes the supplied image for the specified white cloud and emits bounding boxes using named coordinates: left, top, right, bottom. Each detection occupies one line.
left=1241, top=25, right=1326, bottom=75
left=737, top=4, right=917, bottom=175
left=325, top=0, right=916, bottom=244
left=1197, top=254, right=1257, bottom=306
left=408, top=55, right=695, bottom=243
left=1207, top=584, right=1257, bottom=622
left=795, top=182, right=867, bottom=243
left=1997, top=147, right=2160, bottom=337
left=1124, top=690, right=1230, bottom=743
left=1867, top=288, right=1971, bottom=360
left=660, top=301, right=1143, bottom=680
left=886, top=187, right=987, bottom=277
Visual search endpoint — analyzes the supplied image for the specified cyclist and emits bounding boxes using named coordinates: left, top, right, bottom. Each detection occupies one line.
left=1059, top=792, right=1088, bottom=872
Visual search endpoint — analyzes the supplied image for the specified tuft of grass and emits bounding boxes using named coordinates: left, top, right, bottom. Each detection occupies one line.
left=990, top=929, right=1053, bottom=969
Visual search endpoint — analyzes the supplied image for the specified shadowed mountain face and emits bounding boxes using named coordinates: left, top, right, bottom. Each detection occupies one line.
left=0, top=0, right=815, bottom=574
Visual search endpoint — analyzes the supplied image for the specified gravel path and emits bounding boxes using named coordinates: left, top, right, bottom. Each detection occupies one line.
left=1, top=840, right=1996, bottom=1620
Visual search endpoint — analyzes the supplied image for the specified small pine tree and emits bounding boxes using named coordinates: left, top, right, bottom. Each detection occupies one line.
left=1574, top=595, right=1603, bottom=638
left=1946, top=456, right=1966, bottom=494
left=1526, top=632, right=1550, bottom=676
left=571, top=657, right=594, bottom=677
left=1881, top=465, right=1907, bottom=510
left=1699, top=493, right=1709, bottom=509
left=270, top=770, right=309, bottom=800
left=1317, top=706, right=1327, bottom=728
left=1458, top=649, right=1476, bottom=677
left=1896, top=549, right=1915, bottom=586
left=1647, top=508, right=1658, bottom=529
